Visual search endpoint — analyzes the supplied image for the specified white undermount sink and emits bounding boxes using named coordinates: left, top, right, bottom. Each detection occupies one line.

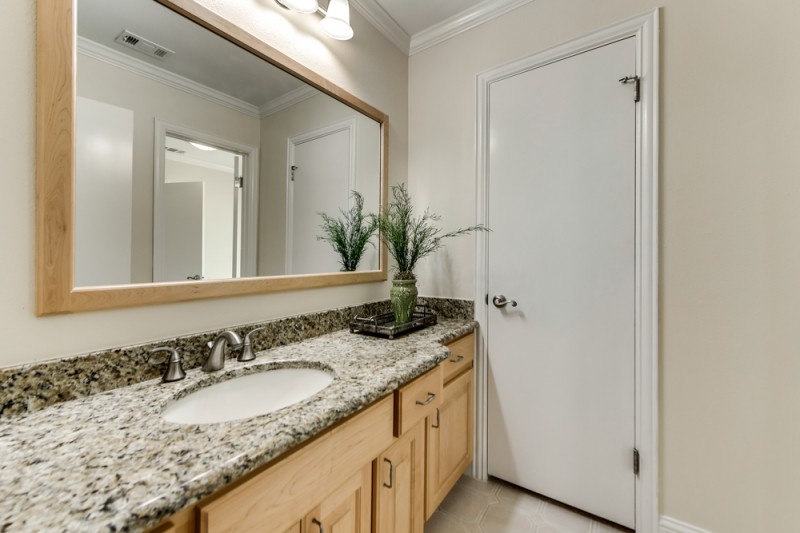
left=162, top=367, right=334, bottom=424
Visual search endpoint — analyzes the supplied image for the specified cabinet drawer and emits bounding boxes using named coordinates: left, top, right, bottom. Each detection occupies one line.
left=395, top=365, right=443, bottom=436
left=443, top=333, right=474, bottom=384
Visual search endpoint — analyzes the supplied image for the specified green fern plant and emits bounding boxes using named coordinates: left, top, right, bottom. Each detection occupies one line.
left=378, top=183, right=487, bottom=280
left=317, top=191, right=379, bottom=272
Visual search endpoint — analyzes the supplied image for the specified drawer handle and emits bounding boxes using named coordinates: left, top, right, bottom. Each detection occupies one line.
left=432, top=407, right=440, bottom=429
left=312, top=518, right=325, bottom=533
left=450, top=354, right=464, bottom=363
left=383, top=458, right=394, bottom=489
left=416, top=393, right=436, bottom=406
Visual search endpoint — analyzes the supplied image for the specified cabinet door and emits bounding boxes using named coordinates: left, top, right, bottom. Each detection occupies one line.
left=198, top=397, right=392, bottom=533
left=425, top=368, right=474, bottom=519
left=305, top=462, right=372, bottom=533
left=374, top=421, right=425, bottom=533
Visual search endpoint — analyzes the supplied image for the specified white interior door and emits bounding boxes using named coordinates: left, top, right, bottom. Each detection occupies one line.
left=487, top=37, right=637, bottom=528
left=162, top=182, right=203, bottom=281
left=287, top=127, right=352, bottom=274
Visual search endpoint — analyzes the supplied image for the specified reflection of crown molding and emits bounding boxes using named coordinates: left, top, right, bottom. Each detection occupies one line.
left=77, top=37, right=260, bottom=118
left=259, top=85, right=319, bottom=117
left=409, top=0, right=536, bottom=55
left=349, top=0, right=410, bottom=54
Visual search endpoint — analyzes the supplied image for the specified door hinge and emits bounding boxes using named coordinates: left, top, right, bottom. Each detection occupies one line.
left=633, top=448, right=640, bottom=476
left=234, top=177, right=244, bottom=188
left=619, top=75, right=640, bottom=102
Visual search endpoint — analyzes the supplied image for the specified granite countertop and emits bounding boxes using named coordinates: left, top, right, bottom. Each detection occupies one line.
left=0, top=320, right=475, bottom=532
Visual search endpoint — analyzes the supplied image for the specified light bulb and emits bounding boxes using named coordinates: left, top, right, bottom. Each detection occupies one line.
left=320, top=0, right=353, bottom=40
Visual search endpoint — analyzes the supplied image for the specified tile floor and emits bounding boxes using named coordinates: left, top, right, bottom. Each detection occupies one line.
left=425, top=476, right=632, bottom=533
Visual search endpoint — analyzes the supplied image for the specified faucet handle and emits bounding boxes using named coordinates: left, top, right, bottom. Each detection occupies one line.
left=148, top=347, right=186, bottom=383
left=239, top=327, right=266, bottom=362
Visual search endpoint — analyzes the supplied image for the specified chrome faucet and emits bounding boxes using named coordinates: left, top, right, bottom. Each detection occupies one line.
left=203, top=330, right=243, bottom=372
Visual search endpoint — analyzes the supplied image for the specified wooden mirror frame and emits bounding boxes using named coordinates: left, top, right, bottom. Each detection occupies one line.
left=36, top=0, right=388, bottom=315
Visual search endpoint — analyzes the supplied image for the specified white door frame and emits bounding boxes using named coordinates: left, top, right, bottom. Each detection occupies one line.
left=153, top=120, right=259, bottom=281
left=285, top=118, right=357, bottom=274
left=474, top=10, right=659, bottom=532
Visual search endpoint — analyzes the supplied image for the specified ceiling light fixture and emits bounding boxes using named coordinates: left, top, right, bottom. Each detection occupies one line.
left=320, top=0, right=354, bottom=40
left=275, top=0, right=353, bottom=41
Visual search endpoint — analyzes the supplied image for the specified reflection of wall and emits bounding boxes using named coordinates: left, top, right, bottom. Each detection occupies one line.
left=258, top=93, right=381, bottom=276
left=1, top=2, right=406, bottom=369
left=77, top=53, right=260, bottom=283
left=165, top=160, right=234, bottom=280
left=74, top=97, right=134, bottom=287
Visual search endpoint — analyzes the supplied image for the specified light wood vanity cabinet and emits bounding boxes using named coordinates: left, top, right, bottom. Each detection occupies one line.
left=147, top=332, right=475, bottom=533
left=425, top=367, right=474, bottom=519
left=375, top=332, right=475, bottom=530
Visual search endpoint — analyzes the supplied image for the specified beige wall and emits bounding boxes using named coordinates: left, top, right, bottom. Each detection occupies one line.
left=0, top=0, right=406, bottom=367
left=409, top=0, right=800, bottom=531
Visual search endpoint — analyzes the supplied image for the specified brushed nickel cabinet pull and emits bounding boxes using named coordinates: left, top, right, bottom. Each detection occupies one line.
left=312, top=517, right=324, bottom=533
left=450, top=354, right=464, bottom=363
left=416, top=393, right=436, bottom=406
left=432, top=407, right=441, bottom=429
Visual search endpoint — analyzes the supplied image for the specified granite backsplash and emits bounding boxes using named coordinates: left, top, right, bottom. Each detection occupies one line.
left=0, top=297, right=473, bottom=417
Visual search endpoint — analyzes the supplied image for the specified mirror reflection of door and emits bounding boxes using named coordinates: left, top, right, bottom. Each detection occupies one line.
left=162, top=181, right=203, bottom=281
left=154, top=132, right=251, bottom=282
left=286, top=120, right=355, bottom=275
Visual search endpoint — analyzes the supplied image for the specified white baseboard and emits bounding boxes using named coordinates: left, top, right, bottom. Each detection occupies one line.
left=661, top=516, right=714, bottom=533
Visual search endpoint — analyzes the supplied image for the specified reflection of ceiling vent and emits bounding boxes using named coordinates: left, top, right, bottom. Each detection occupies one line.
left=115, top=30, right=174, bottom=61
left=165, top=147, right=186, bottom=154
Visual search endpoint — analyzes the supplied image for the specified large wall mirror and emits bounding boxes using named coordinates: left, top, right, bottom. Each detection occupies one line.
left=37, top=0, right=388, bottom=314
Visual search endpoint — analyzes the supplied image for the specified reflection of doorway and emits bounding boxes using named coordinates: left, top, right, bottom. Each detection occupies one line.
left=153, top=121, right=258, bottom=282
left=286, top=119, right=356, bottom=275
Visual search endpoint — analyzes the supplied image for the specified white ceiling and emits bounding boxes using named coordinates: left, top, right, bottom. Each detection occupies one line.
left=351, top=0, right=535, bottom=54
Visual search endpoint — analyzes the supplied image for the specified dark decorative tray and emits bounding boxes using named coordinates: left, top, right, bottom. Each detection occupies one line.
left=350, top=305, right=437, bottom=339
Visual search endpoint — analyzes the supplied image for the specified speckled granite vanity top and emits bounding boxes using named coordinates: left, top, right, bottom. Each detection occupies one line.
left=0, top=320, right=475, bottom=532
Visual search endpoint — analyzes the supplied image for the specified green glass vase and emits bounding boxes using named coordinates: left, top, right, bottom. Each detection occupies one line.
left=390, top=279, right=418, bottom=324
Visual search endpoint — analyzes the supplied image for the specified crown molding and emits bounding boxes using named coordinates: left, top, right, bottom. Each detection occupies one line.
left=78, top=37, right=322, bottom=119
left=409, top=0, right=535, bottom=55
left=349, top=0, right=410, bottom=54
left=259, top=85, right=319, bottom=117
left=77, top=37, right=261, bottom=118
left=350, top=0, right=536, bottom=56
